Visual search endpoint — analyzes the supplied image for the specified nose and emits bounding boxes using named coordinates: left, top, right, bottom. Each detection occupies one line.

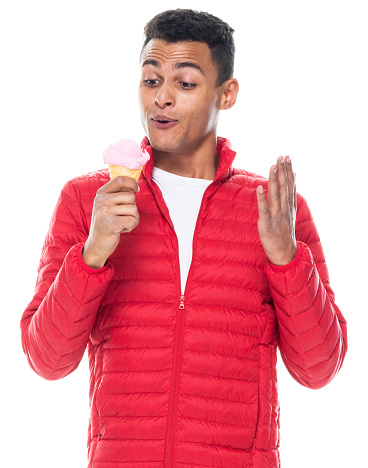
left=155, top=83, right=174, bottom=108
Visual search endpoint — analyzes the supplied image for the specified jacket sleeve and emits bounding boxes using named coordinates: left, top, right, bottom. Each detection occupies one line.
left=20, top=178, right=114, bottom=381
left=264, top=195, right=347, bottom=389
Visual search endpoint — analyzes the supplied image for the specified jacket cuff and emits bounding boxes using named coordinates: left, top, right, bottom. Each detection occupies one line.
left=266, top=242, right=304, bottom=273
left=264, top=242, right=315, bottom=297
left=75, top=243, right=111, bottom=274
left=60, top=243, right=114, bottom=305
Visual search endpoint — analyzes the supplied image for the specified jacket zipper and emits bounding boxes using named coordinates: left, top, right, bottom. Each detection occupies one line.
left=165, top=233, right=185, bottom=466
left=165, top=181, right=220, bottom=467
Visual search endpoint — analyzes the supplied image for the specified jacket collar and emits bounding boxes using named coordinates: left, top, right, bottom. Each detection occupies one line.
left=141, top=136, right=237, bottom=183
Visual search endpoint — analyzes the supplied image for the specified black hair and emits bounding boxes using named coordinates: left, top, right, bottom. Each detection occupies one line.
left=142, top=9, right=235, bottom=87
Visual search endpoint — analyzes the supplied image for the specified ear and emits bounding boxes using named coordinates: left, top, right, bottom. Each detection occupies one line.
left=219, top=78, right=239, bottom=110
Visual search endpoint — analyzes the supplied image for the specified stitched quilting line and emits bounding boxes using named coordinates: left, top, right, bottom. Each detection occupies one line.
left=98, top=391, right=169, bottom=397
left=177, top=440, right=253, bottom=451
left=181, top=370, right=258, bottom=384
left=179, top=391, right=256, bottom=406
left=184, top=324, right=263, bottom=340
left=184, top=348, right=259, bottom=364
left=176, top=414, right=256, bottom=431
left=175, top=461, right=225, bottom=468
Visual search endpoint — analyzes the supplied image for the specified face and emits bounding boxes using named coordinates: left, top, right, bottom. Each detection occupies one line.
left=138, top=39, right=225, bottom=155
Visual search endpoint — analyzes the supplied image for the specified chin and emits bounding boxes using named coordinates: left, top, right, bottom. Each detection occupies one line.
left=148, top=133, right=182, bottom=154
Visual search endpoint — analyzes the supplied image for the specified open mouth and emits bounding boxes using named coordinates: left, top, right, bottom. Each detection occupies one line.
left=151, top=117, right=178, bottom=129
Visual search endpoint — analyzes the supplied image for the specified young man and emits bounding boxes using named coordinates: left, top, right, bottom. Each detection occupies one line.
left=21, top=9, right=347, bottom=468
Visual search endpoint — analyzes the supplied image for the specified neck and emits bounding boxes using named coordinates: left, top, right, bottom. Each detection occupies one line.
left=153, top=134, right=219, bottom=180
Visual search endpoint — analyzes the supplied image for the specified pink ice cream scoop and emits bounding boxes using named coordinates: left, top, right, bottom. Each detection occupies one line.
left=103, top=139, right=150, bottom=181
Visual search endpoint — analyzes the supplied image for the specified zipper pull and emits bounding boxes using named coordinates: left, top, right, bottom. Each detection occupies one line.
left=179, top=295, right=185, bottom=309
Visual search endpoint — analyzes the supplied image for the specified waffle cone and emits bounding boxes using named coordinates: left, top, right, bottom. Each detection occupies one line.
left=108, top=165, right=143, bottom=182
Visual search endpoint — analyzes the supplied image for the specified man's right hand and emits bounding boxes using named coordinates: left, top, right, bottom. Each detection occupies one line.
left=82, top=176, right=140, bottom=269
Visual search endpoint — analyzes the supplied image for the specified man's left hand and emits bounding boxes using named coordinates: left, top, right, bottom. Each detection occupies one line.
left=256, top=155, right=297, bottom=266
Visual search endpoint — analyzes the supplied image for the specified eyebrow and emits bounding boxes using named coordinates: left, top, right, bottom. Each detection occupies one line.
left=142, top=59, right=205, bottom=75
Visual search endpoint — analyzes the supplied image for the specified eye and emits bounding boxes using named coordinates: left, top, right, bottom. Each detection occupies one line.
left=143, top=79, right=159, bottom=86
left=180, top=82, right=196, bottom=89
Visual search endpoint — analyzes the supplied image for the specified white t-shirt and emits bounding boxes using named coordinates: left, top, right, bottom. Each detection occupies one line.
left=152, top=167, right=212, bottom=294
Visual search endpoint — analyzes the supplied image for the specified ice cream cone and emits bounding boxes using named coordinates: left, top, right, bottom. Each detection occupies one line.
left=103, top=139, right=150, bottom=181
left=108, top=165, right=143, bottom=182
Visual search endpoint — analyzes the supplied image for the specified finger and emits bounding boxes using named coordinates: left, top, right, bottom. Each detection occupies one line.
left=285, top=156, right=294, bottom=209
left=95, top=191, right=136, bottom=208
left=98, top=176, right=139, bottom=195
left=100, top=206, right=139, bottom=230
left=105, top=213, right=139, bottom=234
left=293, top=172, right=297, bottom=214
left=107, top=204, right=139, bottom=218
left=112, top=207, right=139, bottom=233
left=276, top=156, right=290, bottom=214
left=267, top=163, right=280, bottom=216
left=256, top=185, right=270, bottom=220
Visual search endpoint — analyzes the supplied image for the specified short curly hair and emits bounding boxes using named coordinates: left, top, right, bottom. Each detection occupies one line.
left=142, top=9, right=235, bottom=87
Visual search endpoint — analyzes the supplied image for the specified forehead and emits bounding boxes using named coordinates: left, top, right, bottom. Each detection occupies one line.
left=140, top=39, right=215, bottom=72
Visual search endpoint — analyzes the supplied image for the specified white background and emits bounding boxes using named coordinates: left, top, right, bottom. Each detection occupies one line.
left=1, top=1, right=366, bottom=466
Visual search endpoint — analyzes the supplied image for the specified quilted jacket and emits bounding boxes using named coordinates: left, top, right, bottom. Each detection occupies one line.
left=21, top=137, right=347, bottom=468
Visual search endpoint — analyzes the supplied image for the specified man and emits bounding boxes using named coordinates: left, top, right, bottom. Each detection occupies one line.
left=21, top=9, right=347, bottom=468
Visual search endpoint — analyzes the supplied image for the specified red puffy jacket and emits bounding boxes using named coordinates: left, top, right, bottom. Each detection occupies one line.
left=21, top=137, right=347, bottom=467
